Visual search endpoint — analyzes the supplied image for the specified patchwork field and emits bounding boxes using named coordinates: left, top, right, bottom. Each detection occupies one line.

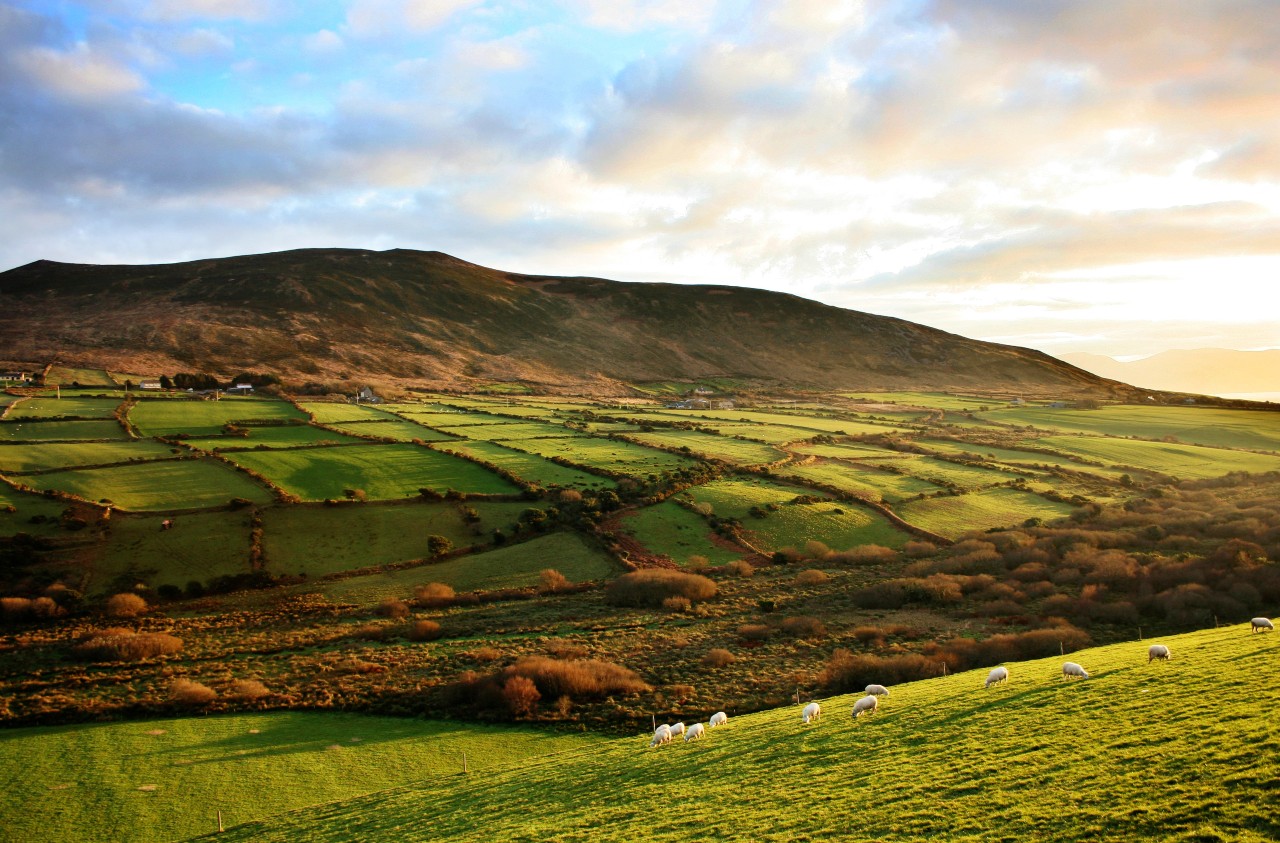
left=1032, top=435, right=1280, bottom=479
left=0, top=419, right=129, bottom=441
left=896, top=487, right=1079, bottom=538
left=297, top=401, right=401, bottom=424
left=989, top=405, right=1280, bottom=452
left=620, top=429, right=785, bottom=465
left=499, top=436, right=697, bottom=477
left=180, top=425, right=365, bottom=451
left=436, top=441, right=616, bottom=490
left=130, top=399, right=308, bottom=438
left=779, top=460, right=942, bottom=503
left=42, top=366, right=118, bottom=387
left=617, top=500, right=743, bottom=565
left=89, top=510, right=255, bottom=594
left=20, top=459, right=275, bottom=511
left=5, top=396, right=120, bottom=419
left=0, top=440, right=178, bottom=473
left=322, top=419, right=459, bottom=442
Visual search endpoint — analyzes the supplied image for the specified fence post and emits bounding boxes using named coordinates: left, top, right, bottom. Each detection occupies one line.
left=217, top=810, right=223, bottom=833
left=1059, top=640, right=1064, bottom=656
left=463, top=752, right=468, bottom=774
left=1138, top=626, right=1142, bottom=641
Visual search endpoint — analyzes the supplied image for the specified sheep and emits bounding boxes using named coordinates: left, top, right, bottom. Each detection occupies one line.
left=650, top=724, right=672, bottom=748
left=802, top=702, right=821, bottom=724
left=985, top=666, right=1009, bottom=689
left=684, top=722, right=706, bottom=742
left=1062, top=661, right=1089, bottom=680
left=1251, top=617, right=1274, bottom=633
left=865, top=684, right=890, bottom=697
left=1147, top=644, right=1171, bottom=663
left=709, top=711, right=728, bottom=728
left=669, top=722, right=686, bottom=739
left=852, top=695, right=879, bottom=718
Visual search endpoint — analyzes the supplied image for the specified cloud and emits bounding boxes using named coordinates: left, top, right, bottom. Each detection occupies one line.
left=13, top=43, right=145, bottom=99
left=344, top=0, right=483, bottom=38
left=140, top=0, right=278, bottom=22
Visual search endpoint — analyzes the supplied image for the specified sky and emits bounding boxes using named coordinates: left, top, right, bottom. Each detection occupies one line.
left=2, top=0, right=1279, bottom=359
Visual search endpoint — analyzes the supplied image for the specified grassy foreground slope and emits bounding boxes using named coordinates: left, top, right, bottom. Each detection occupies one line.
left=216, top=623, right=1279, bottom=842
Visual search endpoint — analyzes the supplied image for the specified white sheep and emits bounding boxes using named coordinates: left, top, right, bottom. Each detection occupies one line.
left=852, top=695, right=879, bottom=718
left=1147, top=644, right=1171, bottom=663
left=709, top=711, right=728, bottom=728
left=802, top=702, right=821, bottom=724
left=1251, top=617, right=1274, bottom=633
left=985, top=666, right=1009, bottom=689
left=1062, top=661, right=1089, bottom=680
left=684, top=722, right=706, bottom=742
left=650, top=724, right=672, bottom=748
left=865, top=684, right=890, bottom=697
left=669, top=722, right=686, bottom=739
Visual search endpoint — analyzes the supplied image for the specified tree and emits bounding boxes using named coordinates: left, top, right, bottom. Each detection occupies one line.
left=502, top=676, right=541, bottom=717
left=158, top=375, right=173, bottom=390
left=427, top=535, right=453, bottom=558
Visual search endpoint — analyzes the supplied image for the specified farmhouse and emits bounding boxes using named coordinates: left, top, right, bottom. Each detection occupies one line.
left=139, top=381, right=163, bottom=391
left=356, top=386, right=381, bottom=404
left=1, top=371, right=32, bottom=382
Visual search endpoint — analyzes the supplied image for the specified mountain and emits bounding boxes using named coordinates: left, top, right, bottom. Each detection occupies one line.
left=0, top=247, right=1132, bottom=396
left=1063, top=349, right=1280, bottom=399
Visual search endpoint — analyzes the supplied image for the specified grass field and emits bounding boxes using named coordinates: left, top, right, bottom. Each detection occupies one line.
left=260, top=502, right=533, bottom=578
left=181, top=426, right=365, bottom=451
left=224, top=444, right=518, bottom=500
left=897, top=487, right=1079, bottom=538
left=211, top=624, right=1280, bottom=842
left=620, top=429, right=785, bottom=465
left=89, top=510, right=254, bottom=594
left=790, top=441, right=908, bottom=460
left=1032, top=435, right=1280, bottom=479
left=130, top=399, right=308, bottom=438
left=617, top=500, right=743, bottom=565
left=498, top=436, right=696, bottom=477
left=297, top=402, right=401, bottom=424
left=21, top=459, right=274, bottom=511
left=863, top=454, right=1023, bottom=489
left=845, top=391, right=1004, bottom=411
left=681, top=477, right=908, bottom=551
left=317, top=531, right=617, bottom=603
left=917, top=439, right=1136, bottom=481
left=6, top=396, right=120, bottom=419
left=318, top=419, right=459, bottom=442
left=0, top=440, right=178, bottom=473
left=43, top=366, right=118, bottom=387
left=0, top=419, right=129, bottom=441
left=0, top=711, right=603, bottom=843
left=0, top=482, right=76, bottom=536
left=654, top=408, right=910, bottom=436
left=988, top=404, right=1280, bottom=452
left=778, top=461, right=942, bottom=503
left=437, top=441, right=616, bottom=490
left=432, top=420, right=578, bottom=440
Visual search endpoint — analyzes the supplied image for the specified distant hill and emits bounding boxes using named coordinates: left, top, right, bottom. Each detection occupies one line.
left=1063, top=349, right=1280, bottom=399
left=0, top=248, right=1132, bottom=396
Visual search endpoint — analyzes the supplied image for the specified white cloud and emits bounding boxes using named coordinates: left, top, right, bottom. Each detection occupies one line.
left=344, top=0, right=483, bottom=38
left=15, top=44, right=145, bottom=99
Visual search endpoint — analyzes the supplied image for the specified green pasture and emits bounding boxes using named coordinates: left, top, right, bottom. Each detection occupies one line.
left=437, top=441, right=616, bottom=490
left=790, top=441, right=909, bottom=460
left=21, top=459, right=274, bottom=511
left=130, top=399, right=308, bottom=438
left=388, top=409, right=505, bottom=427
left=0, top=419, right=129, bottom=441
left=0, top=711, right=602, bottom=843
left=296, top=402, right=398, bottom=423
left=0, top=440, right=178, bottom=473
left=697, top=422, right=819, bottom=445
left=916, top=439, right=1135, bottom=481
left=260, top=501, right=532, bottom=578
left=321, top=419, right=458, bottom=442
left=499, top=436, right=696, bottom=477
left=620, top=430, right=785, bottom=465
left=654, top=408, right=910, bottom=436
left=317, top=531, right=617, bottom=604
left=987, top=404, right=1280, bottom=452
left=221, top=622, right=1280, bottom=842
left=6, top=396, right=120, bottom=419
left=89, top=510, right=254, bottom=594
left=681, top=477, right=908, bottom=551
left=43, top=366, right=117, bottom=387
left=897, top=487, right=1078, bottom=539
left=224, top=444, right=518, bottom=501
left=844, top=391, right=1003, bottom=411
left=1032, top=435, right=1280, bottom=480
left=778, top=461, right=942, bottom=503
left=618, top=500, right=743, bottom=565
left=180, top=426, right=364, bottom=451
left=0, top=483, right=75, bottom=537
left=862, top=454, right=1022, bottom=489
left=432, top=420, right=577, bottom=440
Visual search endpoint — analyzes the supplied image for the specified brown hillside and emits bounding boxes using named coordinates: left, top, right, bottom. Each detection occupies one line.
left=0, top=248, right=1132, bottom=396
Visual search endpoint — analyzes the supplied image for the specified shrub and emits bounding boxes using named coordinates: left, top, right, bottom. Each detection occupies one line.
left=795, top=569, right=830, bottom=586
left=228, top=678, right=270, bottom=701
left=662, top=596, right=692, bottom=613
left=701, top=648, right=736, bottom=668
left=407, top=619, right=443, bottom=641
left=427, top=535, right=454, bottom=557
left=74, top=630, right=182, bottom=661
left=170, top=678, right=217, bottom=705
left=539, top=568, right=570, bottom=594
left=106, top=592, right=148, bottom=618
left=501, top=657, right=649, bottom=698
left=738, top=624, right=771, bottom=643
left=605, top=570, right=717, bottom=608
left=839, top=544, right=899, bottom=566
left=781, top=616, right=826, bottom=639
left=852, top=626, right=886, bottom=647
left=903, top=540, right=938, bottom=558
left=544, top=639, right=588, bottom=659
left=465, top=646, right=504, bottom=663
left=502, top=676, right=541, bottom=717
left=415, top=582, right=456, bottom=607
left=376, top=598, right=410, bottom=619
left=821, top=650, right=942, bottom=692
left=725, top=560, right=755, bottom=578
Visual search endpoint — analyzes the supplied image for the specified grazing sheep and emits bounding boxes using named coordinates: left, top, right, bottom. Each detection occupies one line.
left=802, top=702, right=821, bottom=724
left=669, top=722, right=686, bottom=739
left=1252, top=617, right=1274, bottom=633
left=650, top=724, right=672, bottom=748
left=865, top=684, right=890, bottom=697
left=985, top=666, right=1009, bottom=689
left=1147, top=644, right=1171, bottom=663
left=1062, top=661, right=1089, bottom=680
left=684, top=722, right=706, bottom=742
left=852, top=695, right=879, bottom=718
left=709, top=711, right=728, bottom=728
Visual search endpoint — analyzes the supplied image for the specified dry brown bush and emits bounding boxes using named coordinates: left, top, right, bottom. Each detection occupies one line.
left=794, top=569, right=829, bottom=586
left=350, top=622, right=392, bottom=641
left=852, top=625, right=887, bottom=647
left=781, top=616, right=827, bottom=639
left=725, top=560, right=755, bottom=578
left=738, top=623, right=771, bottom=643
left=821, top=650, right=943, bottom=692
left=74, top=630, right=183, bottom=661
left=407, top=619, right=443, bottom=641
left=701, top=648, right=735, bottom=667
left=333, top=658, right=387, bottom=675
left=544, top=639, right=587, bottom=659
left=903, top=540, right=938, bottom=558
left=465, top=646, right=504, bottom=663
left=838, top=544, right=899, bottom=565
left=557, top=489, right=583, bottom=503
left=170, top=678, right=217, bottom=705
left=604, top=569, right=717, bottom=608
left=502, top=657, right=649, bottom=698
left=228, top=678, right=270, bottom=700
left=376, top=598, right=410, bottom=619
left=106, top=592, right=148, bottom=618
left=686, top=555, right=710, bottom=571
left=662, top=596, right=692, bottom=613
left=414, top=582, right=456, bottom=607
left=538, top=568, right=570, bottom=594
left=502, top=676, right=541, bottom=716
